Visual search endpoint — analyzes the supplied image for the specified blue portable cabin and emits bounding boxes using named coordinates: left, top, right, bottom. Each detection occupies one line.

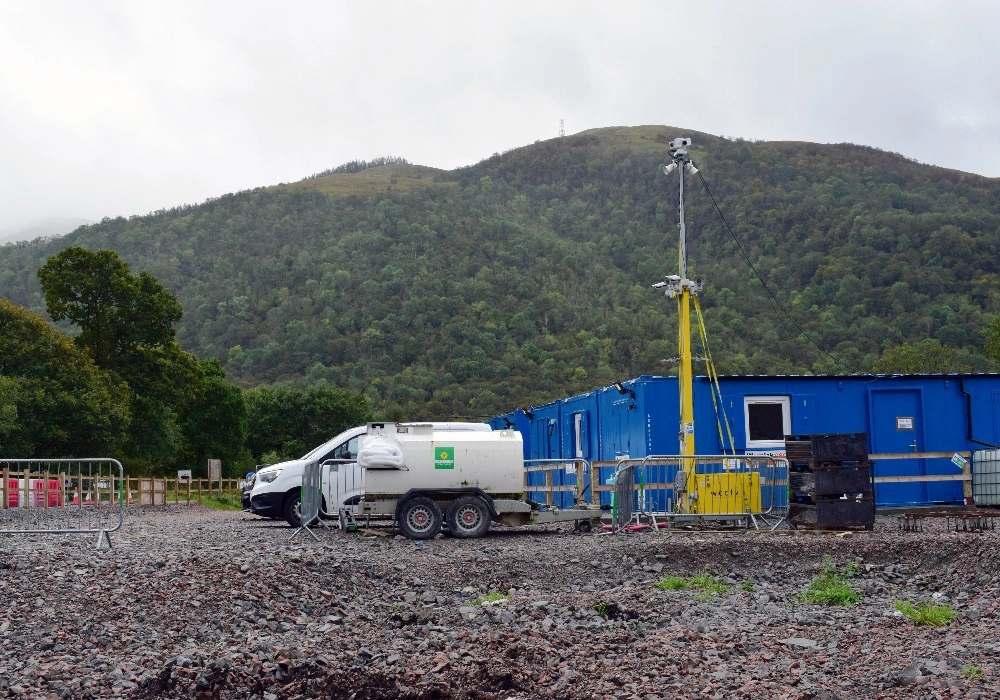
left=496, top=373, right=1000, bottom=508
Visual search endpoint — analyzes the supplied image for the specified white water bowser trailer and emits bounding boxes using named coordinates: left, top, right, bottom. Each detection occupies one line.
left=324, top=422, right=602, bottom=539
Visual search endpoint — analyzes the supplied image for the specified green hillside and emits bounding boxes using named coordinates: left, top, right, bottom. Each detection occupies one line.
left=2, top=125, right=999, bottom=419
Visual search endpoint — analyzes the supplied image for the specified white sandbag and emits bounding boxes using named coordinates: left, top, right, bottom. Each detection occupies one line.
left=357, top=435, right=405, bottom=469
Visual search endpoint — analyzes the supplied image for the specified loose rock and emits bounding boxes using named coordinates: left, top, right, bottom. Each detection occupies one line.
left=0, top=508, right=995, bottom=699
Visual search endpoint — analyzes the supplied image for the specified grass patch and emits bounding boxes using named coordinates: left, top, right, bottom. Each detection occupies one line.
left=163, top=490, right=243, bottom=510
left=740, top=581, right=756, bottom=592
left=959, top=664, right=984, bottom=680
left=655, top=572, right=730, bottom=599
left=689, top=573, right=730, bottom=599
left=655, top=575, right=689, bottom=591
left=799, top=556, right=861, bottom=606
left=474, top=591, right=508, bottom=605
left=201, top=492, right=244, bottom=511
left=593, top=601, right=609, bottom=618
left=894, top=600, right=957, bottom=627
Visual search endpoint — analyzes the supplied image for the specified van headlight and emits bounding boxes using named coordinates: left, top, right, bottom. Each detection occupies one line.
left=257, top=470, right=281, bottom=484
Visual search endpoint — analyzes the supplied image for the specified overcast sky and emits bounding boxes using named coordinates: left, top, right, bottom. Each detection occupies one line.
left=1, top=0, right=998, bottom=241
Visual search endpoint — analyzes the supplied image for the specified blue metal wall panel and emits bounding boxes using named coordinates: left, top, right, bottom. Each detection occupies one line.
left=528, top=402, right=562, bottom=459
left=712, top=376, right=869, bottom=453
left=558, top=392, right=601, bottom=508
left=524, top=402, right=561, bottom=504
left=486, top=413, right=511, bottom=431
left=958, top=376, right=1000, bottom=449
left=595, top=376, right=678, bottom=460
left=512, top=410, right=532, bottom=460
left=562, top=392, right=600, bottom=460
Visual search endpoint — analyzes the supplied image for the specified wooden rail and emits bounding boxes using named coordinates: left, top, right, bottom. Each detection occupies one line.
left=866, top=452, right=973, bottom=501
left=120, top=477, right=244, bottom=505
left=0, top=470, right=244, bottom=509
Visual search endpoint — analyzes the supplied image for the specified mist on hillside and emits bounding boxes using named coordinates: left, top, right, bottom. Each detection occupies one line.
left=0, top=218, right=92, bottom=245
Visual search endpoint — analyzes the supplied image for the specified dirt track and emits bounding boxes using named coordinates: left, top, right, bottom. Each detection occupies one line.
left=0, top=507, right=997, bottom=699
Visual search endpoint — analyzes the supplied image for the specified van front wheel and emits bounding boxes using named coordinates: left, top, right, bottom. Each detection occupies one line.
left=283, top=492, right=320, bottom=528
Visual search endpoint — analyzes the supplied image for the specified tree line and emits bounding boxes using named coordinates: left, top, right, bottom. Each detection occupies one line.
left=1, top=126, right=1000, bottom=424
left=0, top=248, right=371, bottom=476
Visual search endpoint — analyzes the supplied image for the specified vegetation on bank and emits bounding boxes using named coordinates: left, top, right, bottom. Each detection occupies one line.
left=3, top=126, right=1000, bottom=465
left=655, top=572, right=732, bottom=599
left=894, top=599, right=957, bottom=626
left=799, top=557, right=861, bottom=606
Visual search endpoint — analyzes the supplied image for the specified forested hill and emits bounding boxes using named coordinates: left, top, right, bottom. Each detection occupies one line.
left=2, top=125, right=999, bottom=419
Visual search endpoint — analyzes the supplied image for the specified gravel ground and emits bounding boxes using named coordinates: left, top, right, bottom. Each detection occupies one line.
left=0, top=506, right=998, bottom=699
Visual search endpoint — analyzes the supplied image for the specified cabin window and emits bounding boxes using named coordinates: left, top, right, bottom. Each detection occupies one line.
left=573, top=412, right=585, bottom=459
left=744, top=396, right=790, bottom=449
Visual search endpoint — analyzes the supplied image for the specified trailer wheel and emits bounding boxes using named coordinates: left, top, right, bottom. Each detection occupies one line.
left=446, top=495, right=491, bottom=539
left=399, top=496, right=442, bottom=540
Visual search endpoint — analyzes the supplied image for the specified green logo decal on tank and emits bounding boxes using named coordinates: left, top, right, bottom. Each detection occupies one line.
left=434, top=447, right=455, bottom=469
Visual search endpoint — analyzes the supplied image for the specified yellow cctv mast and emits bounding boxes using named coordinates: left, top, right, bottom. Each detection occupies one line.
left=653, top=138, right=702, bottom=460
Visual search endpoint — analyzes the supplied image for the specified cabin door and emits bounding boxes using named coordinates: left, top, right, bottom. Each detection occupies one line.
left=868, top=389, right=925, bottom=506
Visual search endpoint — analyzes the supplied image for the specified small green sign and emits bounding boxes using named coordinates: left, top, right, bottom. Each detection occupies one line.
left=434, top=446, right=455, bottom=469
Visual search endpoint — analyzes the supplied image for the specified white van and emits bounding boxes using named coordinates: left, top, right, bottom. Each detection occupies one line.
left=244, top=422, right=491, bottom=527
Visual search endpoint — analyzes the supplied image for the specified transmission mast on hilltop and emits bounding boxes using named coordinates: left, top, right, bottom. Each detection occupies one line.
left=559, top=119, right=565, bottom=137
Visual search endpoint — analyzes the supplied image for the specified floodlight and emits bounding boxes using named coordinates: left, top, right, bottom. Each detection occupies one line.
left=663, top=163, right=677, bottom=175
left=685, top=162, right=699, bottom=175
left=613, top=381, right=636, bottom=399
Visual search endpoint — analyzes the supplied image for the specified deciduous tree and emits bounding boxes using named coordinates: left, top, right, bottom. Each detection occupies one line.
left=37, top=248, right=201, bottom=467
left=0, top=299, right=128, bottom=457
left=37, top=247, right=181, bottom=370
